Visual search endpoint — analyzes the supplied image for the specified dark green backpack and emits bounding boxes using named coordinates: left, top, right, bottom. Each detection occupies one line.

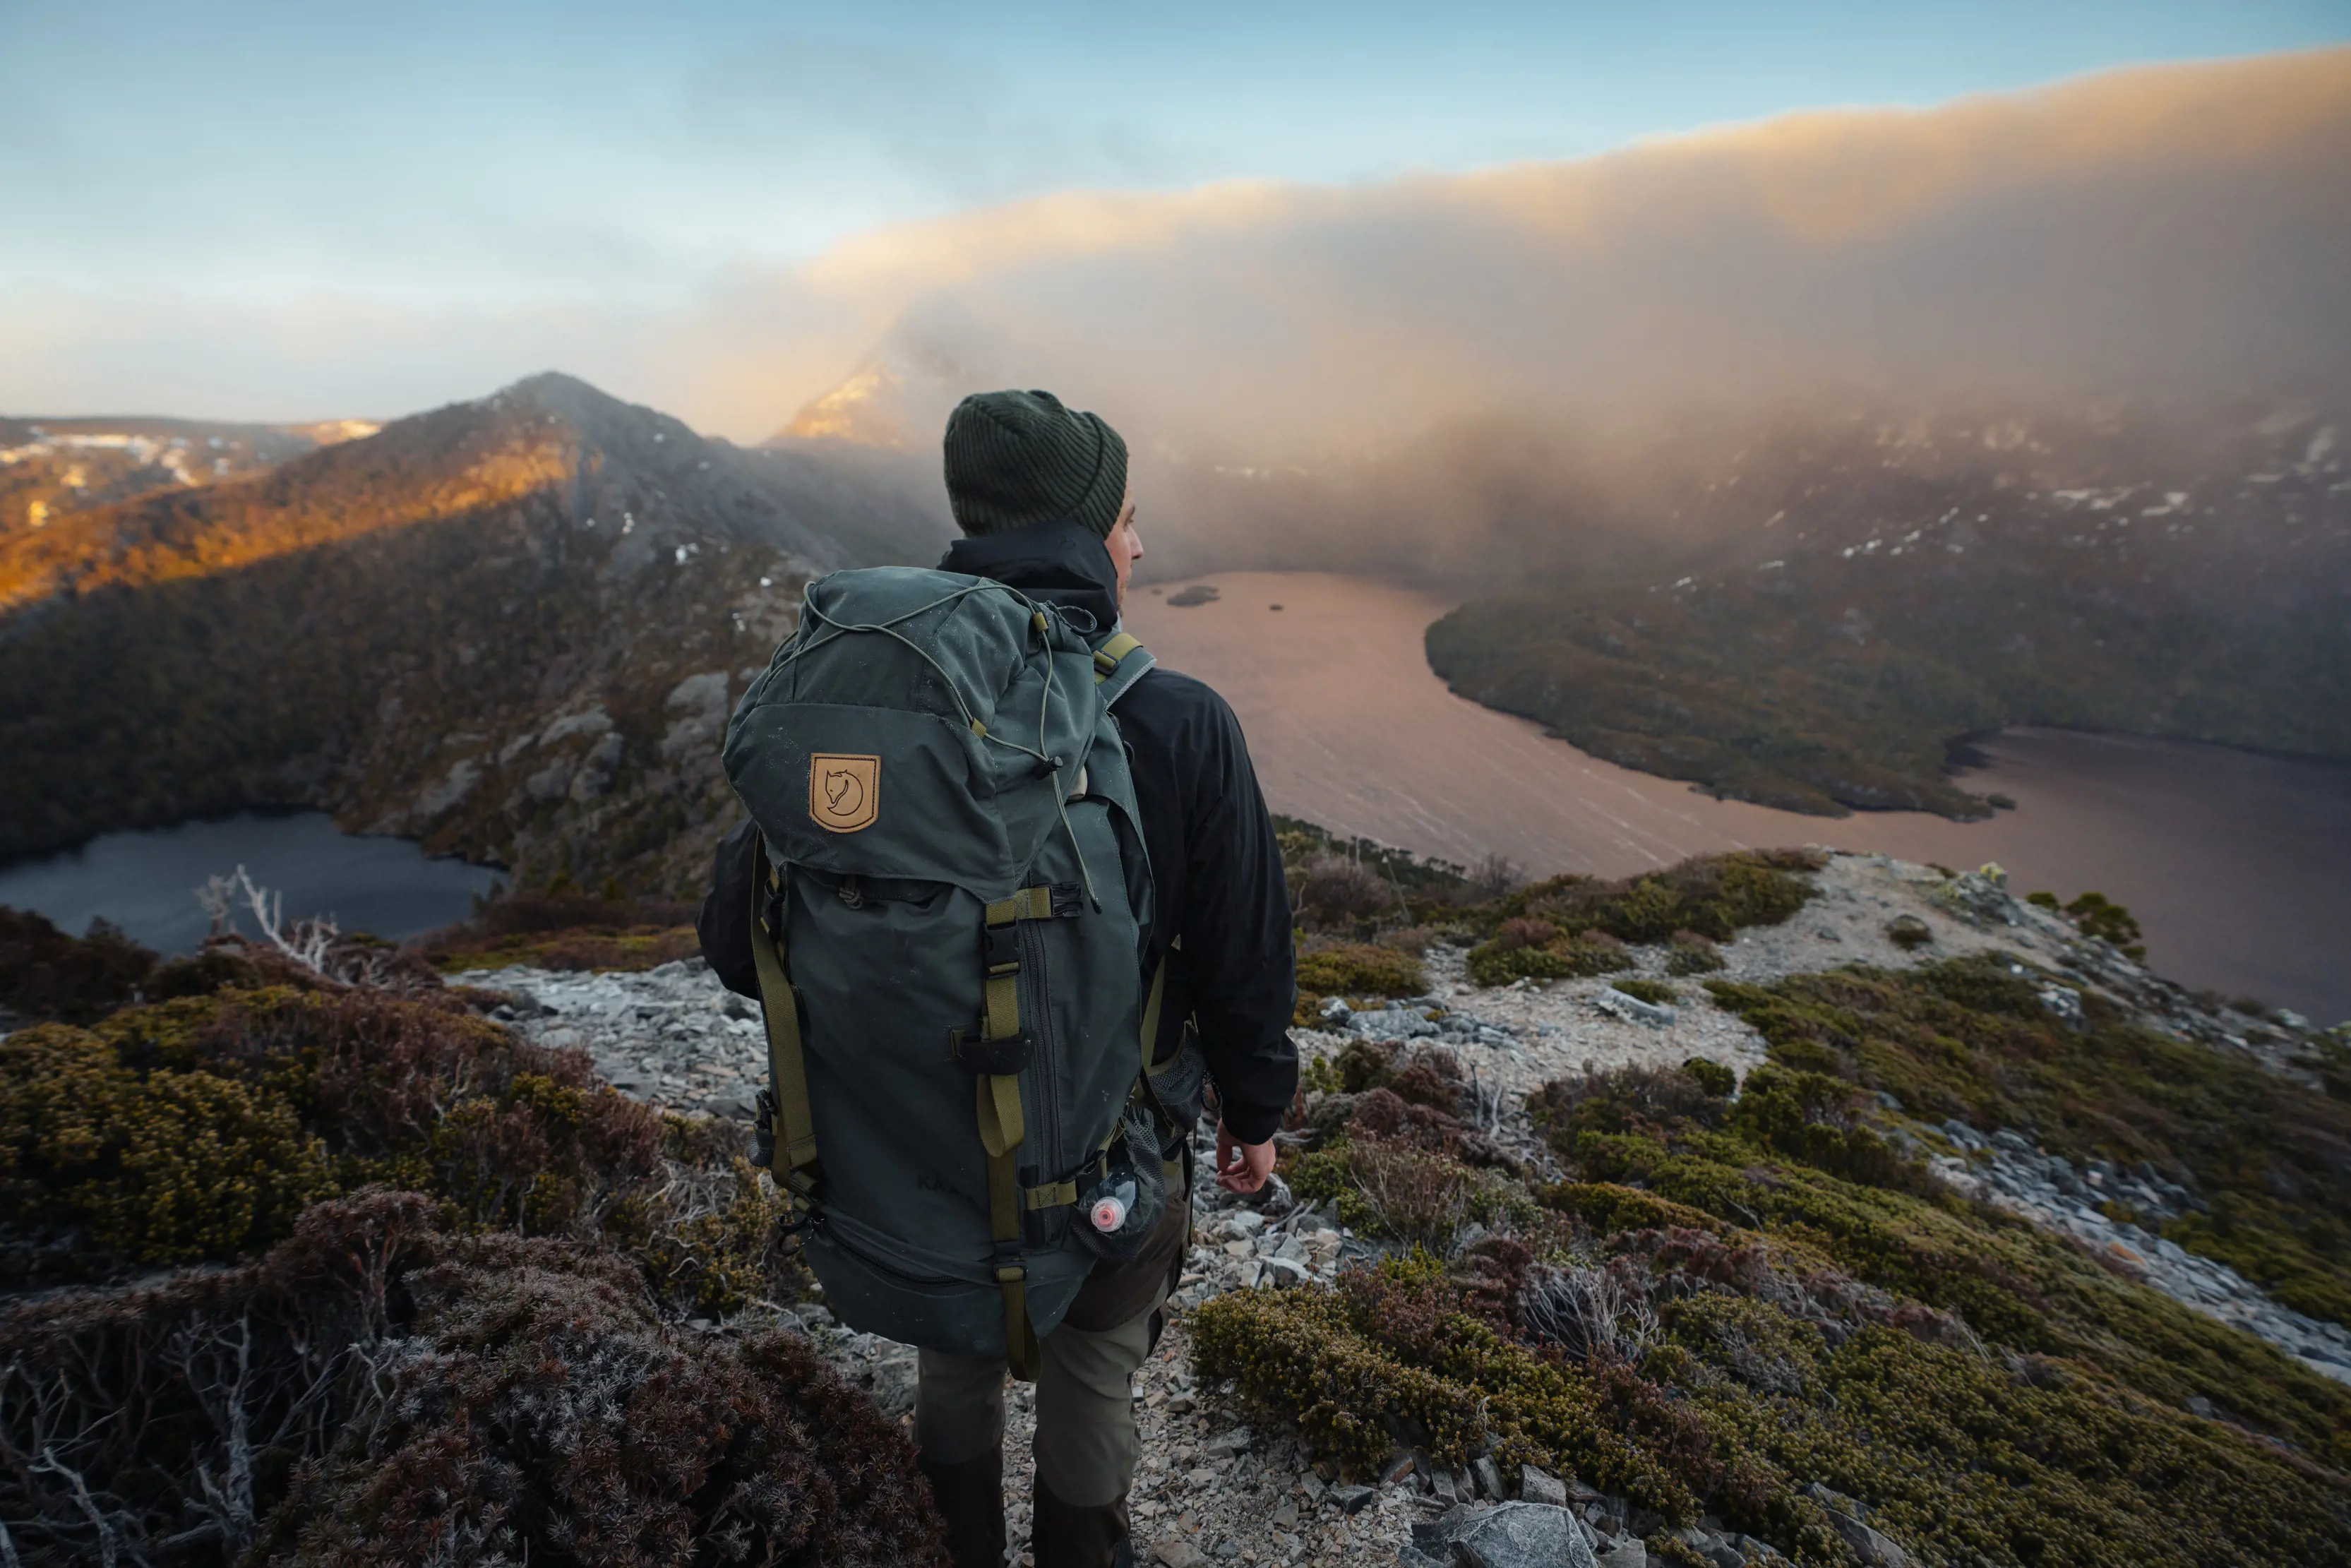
left=722, top=566, right=1195, bottom=1374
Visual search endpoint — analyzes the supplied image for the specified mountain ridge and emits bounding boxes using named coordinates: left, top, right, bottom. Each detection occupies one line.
left=0, top=372, right=950, bottom=893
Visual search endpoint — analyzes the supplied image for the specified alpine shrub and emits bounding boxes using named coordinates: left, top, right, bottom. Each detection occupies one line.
left=260, top=1233, right=944, bottom=1567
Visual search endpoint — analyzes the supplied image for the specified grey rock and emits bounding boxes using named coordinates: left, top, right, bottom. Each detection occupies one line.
left=1350, top=1006, right=1441, bottom=1041
left=661, top=671, right=729, bottom=757
left=1396, top=1551, right=1449, bottom=1568
left=1594, top=1542, right=1646, bottom=1568
left=569, top=732, right=626, bottom=801
left=1471, top=1455, right=1504, bottom=1500
left=1328, top=1484, right=1377, bottom=1514
left=414, top=757, right=481, bottom=820
left=1519, top=1466, right=1568, bottom=1507
left=2037, top=984, right=2086, bottom=1027
left=1413, top=1502, right=1597, bottom=1568
left=525, top=760, right=574, bottom=801
left=1931, top=867, right=2020, bottom=928
left=1203, top=1426, right=1252, bottom=1459
left=1828, top=1515, right=1912, bottom=1567
left=1593, top=990, right=1675, bottom=1027
left=1149, top=1543, right=1207, bottom=1568
left=538, top=707, right=614, bottom=746
left=1262, top=1255, right=1311, bottom=1286
left=854, top=1343, right=918, bottom=1420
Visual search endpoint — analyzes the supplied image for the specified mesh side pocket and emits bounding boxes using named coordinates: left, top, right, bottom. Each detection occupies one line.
left=1073, top=1101, right=1168, bottom=1264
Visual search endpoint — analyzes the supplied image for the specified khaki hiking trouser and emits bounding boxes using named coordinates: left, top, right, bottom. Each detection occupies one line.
left=916, top=1171, right=1190, bottom=1507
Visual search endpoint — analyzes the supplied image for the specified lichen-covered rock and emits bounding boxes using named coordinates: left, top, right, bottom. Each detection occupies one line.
left=1412, top=1502, right=1597, bottom=1568
left=1930, top=863, right=2022, bottom=927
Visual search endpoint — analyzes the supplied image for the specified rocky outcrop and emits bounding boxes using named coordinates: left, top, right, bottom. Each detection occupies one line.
left=1931, top=1121, right=2351, bottom=1384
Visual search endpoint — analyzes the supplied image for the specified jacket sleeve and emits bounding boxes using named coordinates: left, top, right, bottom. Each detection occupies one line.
left=1178, top=695, right=1299, bottom=1146
left=697, top=817, right=762, bottom=999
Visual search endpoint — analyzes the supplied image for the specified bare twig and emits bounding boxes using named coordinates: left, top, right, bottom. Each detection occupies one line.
left=193, top=865, right=340, bottom=974
left=182, top=1310, right=258, bottom=1560
left=31, top=1447, right=122, bottom=1568
left=1521, top=1261, right=1660, bottom=1365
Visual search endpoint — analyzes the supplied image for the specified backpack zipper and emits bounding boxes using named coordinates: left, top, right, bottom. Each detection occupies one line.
left=810, top=1212, right=973, bottom=1292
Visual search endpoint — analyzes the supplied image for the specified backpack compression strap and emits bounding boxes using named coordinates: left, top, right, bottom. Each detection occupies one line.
left=749, top=839, right=822, bottom=1196
left=973, top=884, right=1079, bottom=1380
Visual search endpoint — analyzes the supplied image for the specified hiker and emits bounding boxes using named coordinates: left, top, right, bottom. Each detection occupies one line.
left=699, top=388, right=1298, bottom=1568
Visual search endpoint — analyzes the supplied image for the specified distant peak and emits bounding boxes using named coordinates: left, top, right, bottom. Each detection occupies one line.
left=482, top=371, right=704, bottom=453
left=493, top=371, right=630, bottom=419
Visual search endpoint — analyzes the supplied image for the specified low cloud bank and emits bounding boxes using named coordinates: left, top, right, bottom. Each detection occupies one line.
left=4, top=48, right=2344, bottom=572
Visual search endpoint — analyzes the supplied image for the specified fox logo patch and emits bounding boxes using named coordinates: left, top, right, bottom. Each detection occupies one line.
left=808, top=753, right=880, bottom=832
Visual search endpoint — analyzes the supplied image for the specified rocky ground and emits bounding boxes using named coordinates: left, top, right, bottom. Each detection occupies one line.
left=453, top=850, right=2345, bottom=1564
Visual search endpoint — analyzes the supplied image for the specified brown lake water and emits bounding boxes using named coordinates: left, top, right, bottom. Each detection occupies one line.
left=1126, top=573, right=2351, bottom=1024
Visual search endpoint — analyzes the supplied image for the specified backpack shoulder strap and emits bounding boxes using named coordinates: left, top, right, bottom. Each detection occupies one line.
left=1091, top=632, right=1156, bottom=708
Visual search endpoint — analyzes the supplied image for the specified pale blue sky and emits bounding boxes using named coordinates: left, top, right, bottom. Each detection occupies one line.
left=4, top=0, right=2343, bottom=309
left=1, top=1, right=2345, bottom=422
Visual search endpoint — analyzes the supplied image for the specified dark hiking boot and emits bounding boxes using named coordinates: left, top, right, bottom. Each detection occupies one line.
left=918, top=1445, right=1005, bottom=1568
left=1031, top=1475, right=1132, bottom=1568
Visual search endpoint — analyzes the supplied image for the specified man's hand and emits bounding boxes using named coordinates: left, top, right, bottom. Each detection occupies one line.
left=1214, top=1121, right=1276, bottom=1194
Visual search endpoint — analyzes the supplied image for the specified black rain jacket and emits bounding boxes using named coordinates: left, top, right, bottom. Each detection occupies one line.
left=696, top=519, right=1299, bottom=1144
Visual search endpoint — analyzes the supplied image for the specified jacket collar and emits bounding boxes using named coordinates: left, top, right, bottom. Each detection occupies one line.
left=939, top=519, right=1121, bottom=645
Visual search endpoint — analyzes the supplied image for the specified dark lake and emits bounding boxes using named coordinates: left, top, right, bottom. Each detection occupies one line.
left=0, top=811, right=503, bottom=955
left=1128, top=572, right=2351, bottom=1024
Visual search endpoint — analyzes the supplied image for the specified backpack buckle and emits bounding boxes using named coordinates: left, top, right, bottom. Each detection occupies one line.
left=1049, top=882, right=1084, bottom=918
left=982, top=925, right=1022, bottom=969
left=949, top=1029, right=1034, bottom=1075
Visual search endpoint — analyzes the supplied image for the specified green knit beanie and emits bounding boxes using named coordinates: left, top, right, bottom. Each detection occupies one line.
left=942, top=389, right=1129, bottom=539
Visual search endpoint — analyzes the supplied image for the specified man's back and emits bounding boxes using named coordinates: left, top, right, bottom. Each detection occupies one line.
left=700, top=388, right=1295, bottom=1568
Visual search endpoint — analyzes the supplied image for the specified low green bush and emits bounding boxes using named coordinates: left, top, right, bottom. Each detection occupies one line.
left=408, top=890, right=702, bottom=971
left=2027, top=890, right=2148, bottom=961
left=1665, top=930, right=1728, bottom=974
left=1467, top=929, right=1632, bottom=986
left=1483, top=851, right=1824, bottom=945
left=1461, top=851, right=1819, bottom=988
left=1611, top=978, right=1678, bottom=1005
left=1295, top=942, right=1427, bottom=1024
left=0, top=984, right=794, bottom=1312
left=1, top=1020, right=337, bottom=1269
left=1288, top=1135, right=1531, bottom=1249
left=1705, top=955, right=2351, bottom=1334
left=1541, top=1067, right=2351, bottom=1466
left=1207, top=1036, right=2351, bottom=1564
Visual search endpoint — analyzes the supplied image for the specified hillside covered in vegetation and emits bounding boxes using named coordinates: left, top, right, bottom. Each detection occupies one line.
left=4, top=837, right=2348, bottom=1564
left=0, top=373, right=948, bottom=896
left=1427, top=405, right=2351, bottom=817
left=1204, top=850, right=2351, bottom=1565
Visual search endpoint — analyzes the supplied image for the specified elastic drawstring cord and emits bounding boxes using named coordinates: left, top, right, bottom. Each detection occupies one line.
left=1031, top=604, right=1101, bottom=911
left=780, top=579, right=1102, bottom=909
